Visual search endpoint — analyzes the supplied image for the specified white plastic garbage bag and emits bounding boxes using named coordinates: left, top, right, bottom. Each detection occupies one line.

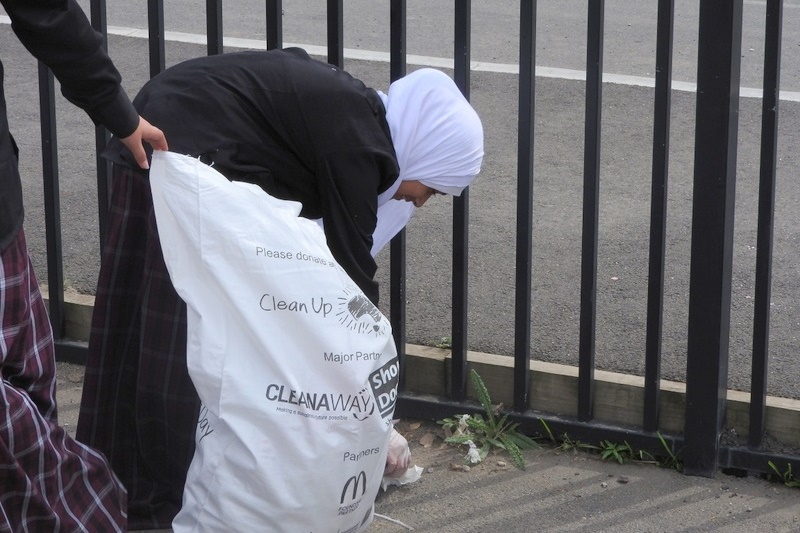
left=149, top=151, right=399, bottom=533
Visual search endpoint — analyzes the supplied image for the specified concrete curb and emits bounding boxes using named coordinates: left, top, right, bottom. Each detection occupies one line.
left=46, top=288, right=800, bottom=449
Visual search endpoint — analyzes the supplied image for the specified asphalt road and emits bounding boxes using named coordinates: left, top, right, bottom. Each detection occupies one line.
left=70, top=0, right=800, bottom=93
left=4, top=3, right=800, bottom=401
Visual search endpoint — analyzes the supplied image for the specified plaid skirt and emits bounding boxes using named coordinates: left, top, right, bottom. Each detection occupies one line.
left=0, top=229, right=126, bottom=532
left=76, top=164, right=200, bottom=530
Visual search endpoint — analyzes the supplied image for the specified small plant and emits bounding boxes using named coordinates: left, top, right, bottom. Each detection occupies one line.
left=595, top=435, right=683, bottom=469
left=538, top=419, right=597, bottom=453
left=538, top=421, right=681, bottom=471
left=538, top=418, right=557, bottom=444
left=433, top=336, right=452, bottom=349
left=768, top=461, right=800, bottom=488
left=438, top=369, right=539, bottom=470
left=655, top=432, right=683, bottom=472
left=598, top=440, right=634, bottom=464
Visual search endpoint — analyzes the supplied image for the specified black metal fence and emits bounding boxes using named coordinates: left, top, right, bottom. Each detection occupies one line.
left=38, top=0, right=800, bottom=480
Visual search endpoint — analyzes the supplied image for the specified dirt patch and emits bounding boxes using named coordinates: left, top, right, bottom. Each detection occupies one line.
left=391, top=417, right=530, bottom=475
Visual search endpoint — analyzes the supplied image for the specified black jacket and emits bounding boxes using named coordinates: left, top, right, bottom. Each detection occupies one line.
left=0, top=0, right=139, bottom=252
left=105, top=48, right=399, bottom=303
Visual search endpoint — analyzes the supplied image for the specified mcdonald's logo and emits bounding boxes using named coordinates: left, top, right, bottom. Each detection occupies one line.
left=340, top=471, right=367, bottom=504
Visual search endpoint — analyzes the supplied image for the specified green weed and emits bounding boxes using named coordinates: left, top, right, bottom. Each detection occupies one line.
left=538, top=420, right=682, bottom=471
left=438, top=369, right=539, bottom=470
left=655, top=432, right=683, bottom=472
left=768, top=461, right=800, bottom=488
left=598, top=440, right=634, bottom=464
left=538, top=419, right=597, bottom=453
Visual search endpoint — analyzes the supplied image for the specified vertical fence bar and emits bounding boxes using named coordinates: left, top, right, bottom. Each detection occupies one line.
left=148, top=0, right=166, bottom=76
left=578, top=0, right=604, bottom=421
left=90, top=0, right=113, bottom=246
left=450, top=0, right=471, bottom=401
left=39, top=64, right=64, bottom=337
left=207, top=0, right=224, bottom=55
left=643, top=0, right=675, bottom=432
left=389, top=0, right=408, bottom=389
left=749, top=0, right=783, bottom=449
left=683, top=0, right=743, bottom=477
left=514, top=0, right=536, bottom=412
left=266, top=0, right=283, bottom=50
left=390, top=0, right=407, bottom=81
left=327, top=0, right=344, bottom=68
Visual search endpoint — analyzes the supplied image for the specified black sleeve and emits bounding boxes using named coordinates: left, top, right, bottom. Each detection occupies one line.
left=2, top=0, right=139, bottom=138
left=317, top=148, right=396, bottom=305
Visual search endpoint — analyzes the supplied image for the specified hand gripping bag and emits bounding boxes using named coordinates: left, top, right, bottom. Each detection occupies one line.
left=148, top=151, right=399, bottom=533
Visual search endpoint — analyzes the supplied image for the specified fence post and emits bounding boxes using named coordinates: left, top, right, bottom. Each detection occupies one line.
left=578, top=0, right=604, bottom=422
left=147, top=0, right=165, bottom=76
left=683, top=0, right=743, bottom=477
left=748, top=0, right=783, bottom=450
left=265, top=0, right=283, bottom=50
left=38, top=64, right=63, bottom=336
left=450, top=0, right=471, bottom=402
left=642, top=0, right=674, bottom=433
left=389, top=0, right=408, bottom=388
left=206, top=0, right=223, bottom=55
left=90, top=0, right=113, bottom=245
left=514, top=0, right=536, bottom=412
left=327, top=0, right=344, bottom=67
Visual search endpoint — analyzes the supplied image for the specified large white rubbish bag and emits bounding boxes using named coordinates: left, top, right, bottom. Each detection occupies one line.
left=149, top=151, right=399, bottom=533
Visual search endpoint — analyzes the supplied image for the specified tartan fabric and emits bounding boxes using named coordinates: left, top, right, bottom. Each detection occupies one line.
left=76, top=164, right=200, bottom=530
left=0, top=229, right=126, bottom=532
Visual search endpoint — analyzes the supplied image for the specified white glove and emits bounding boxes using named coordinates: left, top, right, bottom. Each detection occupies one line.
left=384, top=428, right=411, bottom=478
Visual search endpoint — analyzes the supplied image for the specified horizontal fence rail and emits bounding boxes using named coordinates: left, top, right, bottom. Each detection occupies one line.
left=35, top=0, right=800, bottom=480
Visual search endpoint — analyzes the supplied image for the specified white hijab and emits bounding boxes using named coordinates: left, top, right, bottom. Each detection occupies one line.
left=371, top=68, right=484, bottom=255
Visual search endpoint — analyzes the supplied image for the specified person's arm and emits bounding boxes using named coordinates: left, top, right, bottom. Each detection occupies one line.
left=317, top=148, right=397, bottom=305
left=2, top=0, right=167, bottom=166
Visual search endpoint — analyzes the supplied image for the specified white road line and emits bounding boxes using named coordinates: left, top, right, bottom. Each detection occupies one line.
left=3, top=16, right=798, bottom=102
